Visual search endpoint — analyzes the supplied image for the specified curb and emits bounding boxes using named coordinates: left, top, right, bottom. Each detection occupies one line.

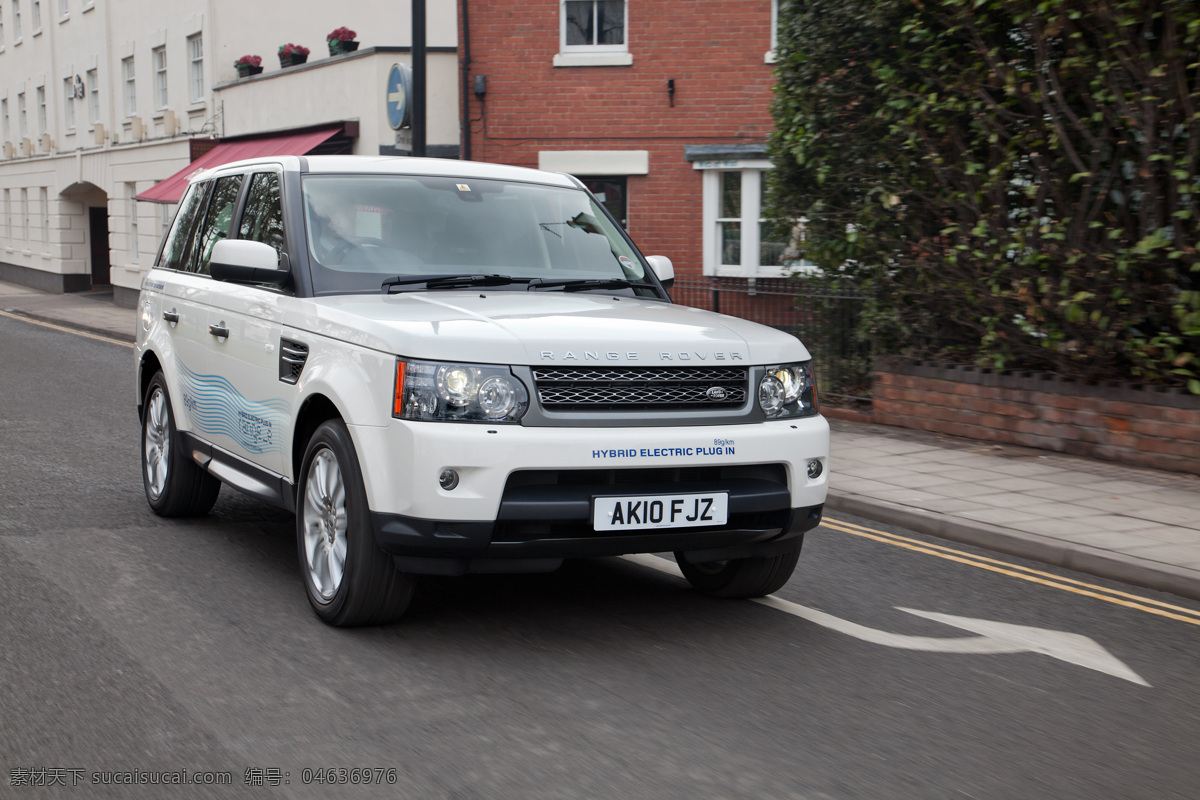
left=825, top=490, right=1200, bottom=603
left=1, top=308, right=136, bottom=344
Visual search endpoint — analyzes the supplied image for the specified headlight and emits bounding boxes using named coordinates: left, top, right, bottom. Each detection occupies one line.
left=758, top=362, right=819, bottom=419
left=394, top=359, right=529, bottom=422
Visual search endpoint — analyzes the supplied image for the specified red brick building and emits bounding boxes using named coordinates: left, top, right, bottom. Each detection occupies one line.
left=457, top=0, right=793, bottom=282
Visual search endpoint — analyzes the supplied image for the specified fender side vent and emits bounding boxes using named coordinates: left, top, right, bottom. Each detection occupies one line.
left=279, top=338, right=309, bottom=384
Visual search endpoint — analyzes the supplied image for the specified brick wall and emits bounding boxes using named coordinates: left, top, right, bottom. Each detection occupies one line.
left=460, top=0, right=777, bottom=277
left=871, top=358, right=1200, bottom=475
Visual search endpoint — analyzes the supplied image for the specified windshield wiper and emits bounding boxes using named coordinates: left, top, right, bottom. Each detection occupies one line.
left=525, top=278, right=659, bottom=293
left=381, top=274, right=528, bottom=293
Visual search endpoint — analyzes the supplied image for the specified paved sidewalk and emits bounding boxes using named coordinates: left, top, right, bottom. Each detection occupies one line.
left=4, top=278, right=1199, bottom=600
left=824, top=419, right=1200, bottom=600
left=0, top=280, right=137, bottom=342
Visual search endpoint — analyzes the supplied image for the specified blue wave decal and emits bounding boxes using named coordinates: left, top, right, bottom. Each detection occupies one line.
left=178, top=362, right=289, bottom=455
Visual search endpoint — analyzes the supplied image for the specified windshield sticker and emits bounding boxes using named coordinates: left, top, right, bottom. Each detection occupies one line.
left=354, top=205, right=384, bottom=239
left=592, top=439, right=736, bottom=460
left=619, top=256, right=635, bottom=270
left=456, top=183, right=471, bottom=192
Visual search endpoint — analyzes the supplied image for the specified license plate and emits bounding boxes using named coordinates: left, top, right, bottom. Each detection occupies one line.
left=593, top=493, right=729, bottom=532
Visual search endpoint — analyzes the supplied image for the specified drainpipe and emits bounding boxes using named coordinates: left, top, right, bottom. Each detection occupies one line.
left=461, top=0, right=471, bottom=161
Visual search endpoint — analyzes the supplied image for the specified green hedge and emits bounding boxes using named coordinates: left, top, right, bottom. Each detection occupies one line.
left=769, top=0, right=1200, bottom=391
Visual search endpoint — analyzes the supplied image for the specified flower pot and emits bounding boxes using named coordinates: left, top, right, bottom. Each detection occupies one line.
left=328, top=39, right=359, bottom=56
left=236, top=64, right=264, bottom=78
left=279, top=53, right=308, bottom=68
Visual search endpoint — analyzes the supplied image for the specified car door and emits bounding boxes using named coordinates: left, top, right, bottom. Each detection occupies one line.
left=195, top=168, right=294, bottom=478
left=151, top=178, right=218, bottom=445
left=161, top=169, right=281, bottom=475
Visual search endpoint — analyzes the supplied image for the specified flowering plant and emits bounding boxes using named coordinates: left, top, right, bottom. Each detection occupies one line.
left=278, top=43, right=310, bottom=57
left=233, top=55, right=262, bottom=68
left=327, top=27, right=357, bottom=43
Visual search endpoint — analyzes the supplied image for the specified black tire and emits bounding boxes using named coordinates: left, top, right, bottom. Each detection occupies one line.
left=141, top=371, right=221, bottom=517
left=674, top=539, right=803, bottom=598
left=296, top=419, right=414, bottom=627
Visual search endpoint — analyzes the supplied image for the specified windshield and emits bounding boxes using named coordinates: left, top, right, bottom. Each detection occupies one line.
left=301, top=174, right=661, bottom=297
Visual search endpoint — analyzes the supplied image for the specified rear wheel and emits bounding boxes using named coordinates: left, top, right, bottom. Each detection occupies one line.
left=141, top=372, right=220, bottom=517
left=297, top=419, right=414, bottom=626
left=674, top=539, right=803, bottom=598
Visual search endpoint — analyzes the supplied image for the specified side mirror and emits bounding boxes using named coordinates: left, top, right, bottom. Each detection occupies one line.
left=646, top=255, right=674, bottom=291
left=210, top=239, right=290, bottom=286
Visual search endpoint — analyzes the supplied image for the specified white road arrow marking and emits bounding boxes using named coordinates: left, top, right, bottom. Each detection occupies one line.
left=622, top=554, right=1150, bottom=687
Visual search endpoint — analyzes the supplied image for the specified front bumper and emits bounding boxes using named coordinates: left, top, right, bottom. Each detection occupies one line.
left=372, top=503, right=824, bottom=575
left=347, top=415, right=830, bottom=573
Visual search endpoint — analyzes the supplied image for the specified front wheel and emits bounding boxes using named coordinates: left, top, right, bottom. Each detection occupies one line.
left=141, top=372, right=220, bottom=517
left=674, top=539, right=803, bottom=598
left=297, top=419, right=414, bottom=626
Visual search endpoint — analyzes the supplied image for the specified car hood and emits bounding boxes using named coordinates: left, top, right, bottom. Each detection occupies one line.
left=286, top=291, right=811, bottom=366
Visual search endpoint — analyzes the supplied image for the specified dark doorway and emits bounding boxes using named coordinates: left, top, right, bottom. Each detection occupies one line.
left=582, top=176, right=627, bottom=229
left=89, top=207, right=111, bottom=286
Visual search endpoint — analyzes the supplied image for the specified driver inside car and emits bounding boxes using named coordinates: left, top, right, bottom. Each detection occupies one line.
left=308, top=186, right=365, bottom=266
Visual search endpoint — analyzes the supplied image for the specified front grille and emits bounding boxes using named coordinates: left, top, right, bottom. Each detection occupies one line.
left=533, top=366, right=748, bottom=411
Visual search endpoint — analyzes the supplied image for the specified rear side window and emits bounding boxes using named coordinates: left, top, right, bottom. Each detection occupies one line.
left=158, top=182, right=207, bottom=271
left=189, top=174, right=245, bottom=275
left=238, top=172, right=285, bottom=255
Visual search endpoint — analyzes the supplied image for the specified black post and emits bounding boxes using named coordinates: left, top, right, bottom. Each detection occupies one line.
left=412, top=0, right=427, bottom=157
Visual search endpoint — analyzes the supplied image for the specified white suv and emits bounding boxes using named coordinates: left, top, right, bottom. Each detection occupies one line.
left=135, top=156, right=829, bottom=626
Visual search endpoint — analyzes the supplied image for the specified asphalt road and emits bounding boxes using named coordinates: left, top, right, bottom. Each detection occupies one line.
left=2, top=312, right=1199, bottom=799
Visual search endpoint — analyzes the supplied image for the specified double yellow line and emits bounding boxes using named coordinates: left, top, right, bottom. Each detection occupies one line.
left=823, top=516, right=1200, bottom=627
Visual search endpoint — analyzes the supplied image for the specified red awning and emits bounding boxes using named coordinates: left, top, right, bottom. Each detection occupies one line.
left=135, top=127, right=342, bottom=204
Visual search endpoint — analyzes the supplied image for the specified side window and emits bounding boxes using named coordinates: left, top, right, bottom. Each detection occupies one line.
left=238, top=172, right=285, bottom=255
left=158, top=182, right=207, bottom=270
left=189, top=174, right=244, bottom=275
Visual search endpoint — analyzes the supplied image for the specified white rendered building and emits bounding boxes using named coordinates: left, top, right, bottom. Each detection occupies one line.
left=0, top=0, right=458, bottom=306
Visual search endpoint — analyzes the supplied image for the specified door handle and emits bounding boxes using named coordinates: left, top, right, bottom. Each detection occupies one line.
left=162, top=309, right=179, bottom=324
left=208, top=322, right=230, bottom=338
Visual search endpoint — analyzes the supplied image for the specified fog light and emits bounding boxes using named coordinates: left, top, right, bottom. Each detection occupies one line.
left=806, top=459, right=823, bottom=479
left=439, top=469, right=460, bottom=490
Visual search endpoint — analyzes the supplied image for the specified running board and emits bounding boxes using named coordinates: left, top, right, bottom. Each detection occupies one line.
left=179, top=432, right=296, bottom=513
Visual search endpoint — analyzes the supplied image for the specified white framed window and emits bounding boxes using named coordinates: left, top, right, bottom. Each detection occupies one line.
left=715, top=170, right=742, bottom=269
left=187, top=34, right=204, bottom=102
left=556, top=0, right=630, bottom=67
left=39, top=186, right=47, bottom=248
left=697, top=160, right=806, bottom=278
left=1, top=99, right=8, bottom=141
left=86, top=68, right=99, bottom=123
left=153, top=46, right=168, bottom=109
left=36, top=85, right=46, bottom=133
left=17, top=92, right=27, bottom=138
left=122, top=56, right=136, bottom=116
left=13, top=0, right=22, bottom=40
left=31, top=0, right=40, bottom=31
left=128, top=182, right=139, bottom=262
left=63, top=77, right=75, bottom=129
left=0, top=6, right=5, bottom=47
left=3, top=189, right=10, bottom=244
left=20, top=187, right=28, bottom=241
left=766, top=0, right=779, bottom=63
